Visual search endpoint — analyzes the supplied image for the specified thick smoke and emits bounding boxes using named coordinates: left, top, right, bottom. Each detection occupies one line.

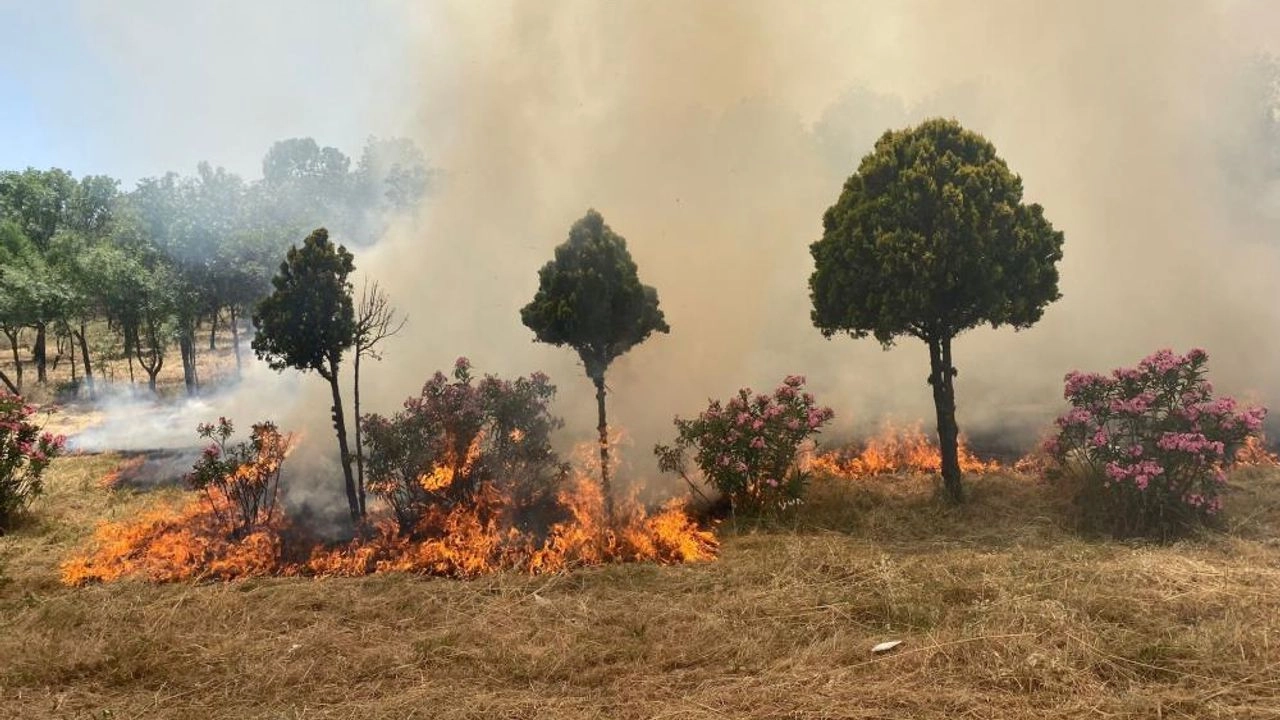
left=346, top=1, right=1280, bottom=473
left=90, top=1, right=1277, bottom=506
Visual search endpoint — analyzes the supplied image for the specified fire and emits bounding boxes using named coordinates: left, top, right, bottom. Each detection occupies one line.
left=1236, top=435, right=1280, bottom=467
left=62, top=436, right=717, bottom=585
left=97, top=455, right=145, bottom=489
left=809, top=421, right=1002, bottom=479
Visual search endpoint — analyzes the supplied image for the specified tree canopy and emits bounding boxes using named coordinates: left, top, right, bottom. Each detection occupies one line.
left=251, top=228, right=356, bottom=381
left=520, top=209, right=670, bottom=381
left=810, top=118, right=1063, bottom=347
left=809, top=118, right=1063, bottom=503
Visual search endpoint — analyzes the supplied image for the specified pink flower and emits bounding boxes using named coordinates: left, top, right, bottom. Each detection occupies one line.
left=750, top=436, right=766, bottom=449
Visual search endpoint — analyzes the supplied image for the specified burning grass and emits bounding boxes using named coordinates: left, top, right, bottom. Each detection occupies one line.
left=61, top=472, right=716, bottom=585
left=6, top=453, right=1280, bottom=719
left=809, top=421, right=1003, bottom=479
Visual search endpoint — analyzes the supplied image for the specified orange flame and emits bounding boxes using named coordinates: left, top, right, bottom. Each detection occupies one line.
left=62, top=435, right=717, bottom=585
left=808, top=421, right=1001, bottom=479
left=97, top=456, right=145, bottom=489
left=1236, top=435, right=1280, bottom=467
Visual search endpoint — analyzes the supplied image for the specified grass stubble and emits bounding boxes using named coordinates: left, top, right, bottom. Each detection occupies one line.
left=2, top=452, right=1280, bottom=719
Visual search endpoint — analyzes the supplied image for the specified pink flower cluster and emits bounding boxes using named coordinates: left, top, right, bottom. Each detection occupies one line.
left=656, top=375, right=834, bottom=513
left=1048, top=348, right=1267, bottom=532
left=2, top=393, right=67, bottom=527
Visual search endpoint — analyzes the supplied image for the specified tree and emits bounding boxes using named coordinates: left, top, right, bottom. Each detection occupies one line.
left=809, top=118, right=1063, bottom=503
left=352, top=278, right=405, bottom=516
left=252, top=228, right=360, bottom=522
left=520, top=209, right=670, bottom=521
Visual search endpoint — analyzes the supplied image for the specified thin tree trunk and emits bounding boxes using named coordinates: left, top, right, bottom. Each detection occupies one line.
left=0, top=368, right=16, bottom=395
left=76, top=322, right=95, bottom=399
left=593, top=374, right=615, bottom=524
left=208, top=307, right=218, bottom=351
left=179, top=328, right=197, bottom=396
left=136, top=327, right=162, bottom=395
left=34, top=322, right=47, bottom=384
left=4, top=328, right=21, bottom=392
left=354, top=350, right=365, bottom=517
left=229, top=306, right=242, bottom=378
left=124, top=325, right=136, bottom=386
left=69, top=331, right=77, bottom=383
left=326, top=363, right=360, bottom=523
left=928, top=335, right=963, bottom=504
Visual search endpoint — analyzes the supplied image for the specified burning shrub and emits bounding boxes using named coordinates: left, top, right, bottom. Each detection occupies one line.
left=1047, top=348, right=1267, bottom=538
left=654, top=375, right=834, bottom=514
left=0, top=392, right=64, bottom=532
left=185, top=418, right=291, bottom=539
left=361, top=358, right=568, bottom=537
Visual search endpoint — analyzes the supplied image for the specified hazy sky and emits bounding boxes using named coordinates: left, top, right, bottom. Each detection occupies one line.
left=0, top=0, right=417, bottom=185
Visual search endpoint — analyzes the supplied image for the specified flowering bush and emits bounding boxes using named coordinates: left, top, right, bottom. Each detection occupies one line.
left=1047, top=348, right=1266, bottom=537
left=185, top=418, right=291, bottom=539
left=361, top=358, right=567, bottom=537
left=0, top=393, right=64, bottom=532
left=654, top=375, right=835, bottom=514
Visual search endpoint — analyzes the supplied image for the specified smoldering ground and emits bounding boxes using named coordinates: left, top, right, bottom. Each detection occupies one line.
left=75, top=1, right=1280, bottom=515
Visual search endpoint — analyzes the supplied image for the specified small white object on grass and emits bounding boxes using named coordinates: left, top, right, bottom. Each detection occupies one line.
left=871, top=640, right=903, bottom=654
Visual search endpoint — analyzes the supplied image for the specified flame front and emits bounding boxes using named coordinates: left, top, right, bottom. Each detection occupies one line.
left=62, top=437, right=717, bottom=585
left=808, top=421, right=1002, bottom=479
left=1236, top=435, right=1280, bottom=467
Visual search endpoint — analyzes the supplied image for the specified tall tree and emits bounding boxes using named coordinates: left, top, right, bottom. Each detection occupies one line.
left=810, top=118, right=1063, bottom=503
left=252, top=228, right=361, bottom=521
left=352, top=279, right=405, bottom=516
left=520, top=209, right=670, bottom=521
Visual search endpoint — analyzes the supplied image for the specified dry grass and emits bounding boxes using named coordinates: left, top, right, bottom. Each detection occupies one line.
left=3, top=454, right=1280, bottom=719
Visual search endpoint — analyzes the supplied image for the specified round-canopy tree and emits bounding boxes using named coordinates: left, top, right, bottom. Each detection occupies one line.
left=252, top=227, right=360, bottom=521
left=520, top=209, right=670, bottom=521
left=809, top=118, right=1063, bottom=503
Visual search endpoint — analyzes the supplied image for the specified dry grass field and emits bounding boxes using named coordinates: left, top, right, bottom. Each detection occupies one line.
left=3, top=448, right=1280, bottom=719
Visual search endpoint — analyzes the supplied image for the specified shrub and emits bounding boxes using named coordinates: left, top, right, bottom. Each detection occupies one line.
left=654, top=375, right=835, bottom=514
left=1047, top=348, right=1267, bottom=538
left=360, top=358, right=567, bottom=537
left=185, top=418, right=291, bottom=539
left=0, top=393, right=65, bottom=532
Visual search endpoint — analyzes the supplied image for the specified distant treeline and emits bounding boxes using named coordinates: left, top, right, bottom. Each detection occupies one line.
left=0, top=137, right=431, bottom=397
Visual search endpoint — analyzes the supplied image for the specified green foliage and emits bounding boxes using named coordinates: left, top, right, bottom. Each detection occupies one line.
left=809, top=118, right=1063, bottom=346
left=520, top=209, right=670, bottom=380
left=251, top=228, right=356, bottom=380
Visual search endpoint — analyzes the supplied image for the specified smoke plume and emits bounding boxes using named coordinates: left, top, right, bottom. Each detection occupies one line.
left=342, top=1, right=1279, bottom=473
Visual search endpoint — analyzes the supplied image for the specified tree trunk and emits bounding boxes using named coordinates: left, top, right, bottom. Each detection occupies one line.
left=4, top=328, right=21, bottom=392
left=34, top=322, right=47, bottom=384
left=76, top=322, right=95, bottom=399
left=326, top=363, right=360, bottom=523
left=179, top=333, right=196, bottom=396
left=208, top=307, right=218, bottom=350
left=593, top=374, right=615, bottom=524
left=0, top=368, right=16, bottom=395
left=927, top=335, right=963, bottom=504
left=124, top=325, right=137, bottom=386
left=353, top=350, right=365, bottom=517
left=229, top=306, right=242, bottom=379
left=136, top=327, right=162, bottom=395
